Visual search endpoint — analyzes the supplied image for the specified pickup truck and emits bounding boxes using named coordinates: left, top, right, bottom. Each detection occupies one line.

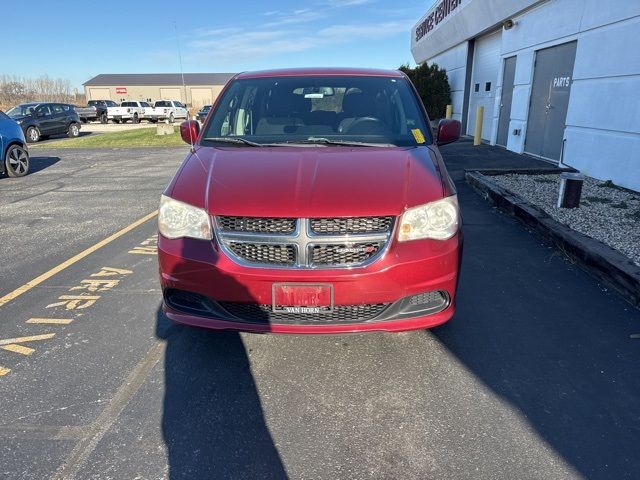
left=107, top=101, right=145, bottom=123
left=74, top=102, right=110, bottom=124
left=146, top=100, right=188, bottom=123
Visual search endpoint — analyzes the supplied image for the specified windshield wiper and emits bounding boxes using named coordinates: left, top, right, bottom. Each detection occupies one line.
left=274, top=137, right=394, bottom=147
left=202, top=137, right=264, bottom=147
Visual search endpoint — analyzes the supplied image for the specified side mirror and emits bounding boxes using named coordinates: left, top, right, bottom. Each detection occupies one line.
left=180, top=120, right=200, bottom=145
left=437, top=119, right=461, bottom=146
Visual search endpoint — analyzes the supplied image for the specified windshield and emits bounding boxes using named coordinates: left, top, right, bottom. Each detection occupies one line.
left=122, top=102, right=137, bottom=107
left=202, top=75, right=431, bottom=147
left=155, top=101, right=171, bottom=107
left=7, top=104, right=37, bottom=118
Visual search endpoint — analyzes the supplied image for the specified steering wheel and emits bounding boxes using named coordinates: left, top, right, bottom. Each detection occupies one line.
left=344, top=117, right=386, bottom=135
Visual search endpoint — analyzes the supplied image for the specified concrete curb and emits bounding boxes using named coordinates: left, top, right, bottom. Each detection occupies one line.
left=466, top=171, right=640, bottom=308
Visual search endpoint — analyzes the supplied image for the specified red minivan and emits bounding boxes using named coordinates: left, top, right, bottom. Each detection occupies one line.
left=158, top=68, right=462, bottom=333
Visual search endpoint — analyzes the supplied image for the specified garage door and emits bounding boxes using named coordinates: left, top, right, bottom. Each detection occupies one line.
left=190, top=88, right=212, bottom=108
left=160, top=88, right=182, bottom=101
left=467, top=30, right=502, bottom=140
left=88, top=88, right=111, bottom=101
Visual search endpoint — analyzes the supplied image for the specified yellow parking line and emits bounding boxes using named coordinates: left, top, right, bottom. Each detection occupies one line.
left=26, top=318, right=73, bottom=325
left=0, top=210, right=158, bottom=308
left=1, top=344, right=35, bottom=355
left=0, top=334, right=56, bottom=347
left=0, top=366, right=10, bottom=376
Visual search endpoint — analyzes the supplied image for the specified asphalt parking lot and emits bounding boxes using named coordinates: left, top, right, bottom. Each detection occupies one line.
left=1, top=142, right=639, bottom=479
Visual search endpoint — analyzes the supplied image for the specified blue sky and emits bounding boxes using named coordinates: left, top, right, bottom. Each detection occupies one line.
left=3, top=0, right=429, bottom=90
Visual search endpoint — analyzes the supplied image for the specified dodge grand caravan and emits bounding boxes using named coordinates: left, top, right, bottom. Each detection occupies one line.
left=158, top=68, right=462, bottom=333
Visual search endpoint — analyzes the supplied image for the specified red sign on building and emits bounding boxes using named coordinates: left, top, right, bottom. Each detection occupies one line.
left=115, top=87, right=127, bottom=94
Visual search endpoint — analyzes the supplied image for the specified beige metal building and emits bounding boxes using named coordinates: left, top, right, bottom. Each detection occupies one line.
left=83, top=73, right=236, bottom=108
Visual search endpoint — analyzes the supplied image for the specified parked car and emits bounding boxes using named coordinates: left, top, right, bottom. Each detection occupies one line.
left=6, top=102, right=81, bottom=143
left=158, top=68, right=462, bottom=334
left=197, top=105, right=211, bottom=123
left=88, top=100, right=118, bottom=109
left=0, top=110, right=29, bottom=177
left=107, top=101, right=145, bottom=123
left=146, top=100, right=188, bottom=123
left=74, top=103, right=108, bottom=124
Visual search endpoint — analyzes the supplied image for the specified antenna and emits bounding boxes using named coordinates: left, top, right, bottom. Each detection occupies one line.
left=174, top=22, right=195, bottom=152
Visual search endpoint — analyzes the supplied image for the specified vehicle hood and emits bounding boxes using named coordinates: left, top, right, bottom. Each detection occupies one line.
left=171, top=146, right=445, bottom=217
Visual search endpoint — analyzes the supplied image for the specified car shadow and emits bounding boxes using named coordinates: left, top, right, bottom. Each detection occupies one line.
left=27, top=155, right=60, bottom=174
left=155, top=265, right=287, bottom=478
left=429, top=181, right=640, bottom=479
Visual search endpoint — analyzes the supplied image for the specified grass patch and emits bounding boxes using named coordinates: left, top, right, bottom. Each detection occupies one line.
left=625, top=210, right=640, bottom=221
left=534, top=177, right=557, bottom=184
left=597, top=180, right=625, bottom=191
left=34, top=127, right=186, bottom=148
left=584, top=196, right=612, bottom=204
left=611, top=201, right=629, bottom=209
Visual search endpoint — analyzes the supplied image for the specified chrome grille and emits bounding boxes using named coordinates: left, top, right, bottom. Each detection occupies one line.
left=215, top=216, right=394, bottom=269
left=227, top=242, right=295, bottom=266
left=217, top=216, right=296, bottom=234
left=310, top=217, right=394, bottom=235
left=218, top=302, right=390, bottom=324
left=311, top=242, right=383, bottom=266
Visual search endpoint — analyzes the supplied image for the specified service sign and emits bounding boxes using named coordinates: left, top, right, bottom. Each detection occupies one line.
left=415, top=0, right=463, bottom=42
left=116, top=87, right=127, bottom=94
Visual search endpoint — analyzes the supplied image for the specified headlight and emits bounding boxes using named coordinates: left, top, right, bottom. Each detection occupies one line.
left=398, top=195, right=459, bottom=241
left=158, top=195, right=212, bottom=240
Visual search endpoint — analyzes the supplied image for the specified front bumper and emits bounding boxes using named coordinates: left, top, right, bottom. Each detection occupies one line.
left=158, top=233, right=461, bottom=333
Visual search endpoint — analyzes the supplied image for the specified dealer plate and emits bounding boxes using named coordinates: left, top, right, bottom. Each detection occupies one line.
left=272, top=283, right=333, bottom=313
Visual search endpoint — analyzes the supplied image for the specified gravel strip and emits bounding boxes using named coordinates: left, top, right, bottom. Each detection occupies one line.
left=491, top=174, right=640, bottom=266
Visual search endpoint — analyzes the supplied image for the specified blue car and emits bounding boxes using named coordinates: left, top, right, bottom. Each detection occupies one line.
left=0, top=110, right=29, bottom=177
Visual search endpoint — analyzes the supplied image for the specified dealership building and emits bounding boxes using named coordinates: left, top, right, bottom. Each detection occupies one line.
left=83, top=73, right=236, bottom=108
left=412, top=0, right=640, bottom=191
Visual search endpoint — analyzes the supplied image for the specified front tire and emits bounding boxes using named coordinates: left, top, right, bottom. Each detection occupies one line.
left=26, top=126, right=40, bottom=143
left=68, top=123, right=80, bottom=138
left=169, top=113, right=174, bottom=124
left=5, top=145, right=30, bottom=177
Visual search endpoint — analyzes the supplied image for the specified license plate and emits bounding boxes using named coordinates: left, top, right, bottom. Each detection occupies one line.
left=272, top=283, right=333, bottom=313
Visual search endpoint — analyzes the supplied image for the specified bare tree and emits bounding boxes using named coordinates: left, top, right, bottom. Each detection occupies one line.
left=0, top=74, right=77, bottom=111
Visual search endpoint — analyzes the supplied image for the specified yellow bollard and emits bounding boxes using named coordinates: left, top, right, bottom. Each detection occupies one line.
left=474, top=105, right=484, bottom=146
left=445, top=104, right=452, bottom=119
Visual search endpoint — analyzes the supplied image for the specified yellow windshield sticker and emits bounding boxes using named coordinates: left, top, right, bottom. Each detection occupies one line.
left=412, top=129, right=426, bottom=144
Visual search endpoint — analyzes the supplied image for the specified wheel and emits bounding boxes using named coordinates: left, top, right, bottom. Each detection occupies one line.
left=113, top=119, right=120, bottom=124
left=5, top=144, right=29, bottom=177
left=169, top=113, right=174, bottom=124
left=132, top=114, right=139, bottom=124
left=68, top=123, right=80, bottom=138
left=122, top=119, right=128, bottom=124
left=26, top=126, right=40, bottom=143
left=100, top=114, right=107, bottom=124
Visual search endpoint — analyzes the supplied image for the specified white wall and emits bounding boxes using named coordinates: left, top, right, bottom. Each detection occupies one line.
left=414, top=0, right=640, bottom=190
left=411, top=0, right=539, bottom=63
left=502, top=0, right=640, bottom=190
